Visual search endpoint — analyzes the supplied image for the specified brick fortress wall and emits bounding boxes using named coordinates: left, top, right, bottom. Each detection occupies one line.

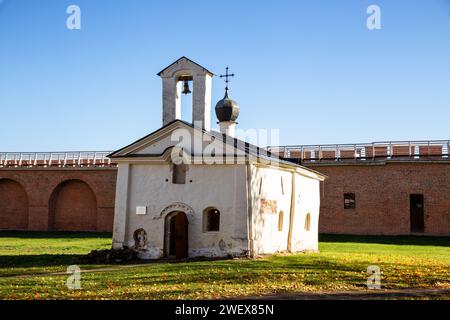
left=1, top=148, right=449, bottom=235
left=304, top=162, right=450, bottom=236
left=0, top=168, right=117, bottom=232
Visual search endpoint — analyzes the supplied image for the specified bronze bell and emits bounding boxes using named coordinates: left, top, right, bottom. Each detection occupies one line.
left=182, top=80, right=191, bottom=95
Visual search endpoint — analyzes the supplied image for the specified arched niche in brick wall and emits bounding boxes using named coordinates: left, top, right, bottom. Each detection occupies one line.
left=48, top=179, right=97, bottom=231
left=0, top=179, right=29, bottom=230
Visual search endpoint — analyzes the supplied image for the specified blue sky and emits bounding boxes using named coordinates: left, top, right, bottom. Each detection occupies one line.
left=1, top=0, right=449, bottom=151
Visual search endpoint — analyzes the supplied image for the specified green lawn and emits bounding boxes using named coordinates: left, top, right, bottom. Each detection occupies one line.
left=0, top=232, right=448, bottom=299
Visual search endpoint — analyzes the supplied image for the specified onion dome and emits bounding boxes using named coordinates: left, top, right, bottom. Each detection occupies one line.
left=215, top=91, right=240, bottom=122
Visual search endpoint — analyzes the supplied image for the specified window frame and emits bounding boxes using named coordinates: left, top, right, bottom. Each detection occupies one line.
left=344, top=193, right=356, bottom=209
left=172, top=163, right=187, bottom=184
left=203, top=207, right=220, bottom=233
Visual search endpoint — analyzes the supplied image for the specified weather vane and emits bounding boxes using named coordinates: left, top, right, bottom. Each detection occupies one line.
left=219, top=66, right=235, bottom=93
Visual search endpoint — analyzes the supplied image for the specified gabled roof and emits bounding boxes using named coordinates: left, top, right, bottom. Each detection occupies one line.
left=157, top=56, right=214, bottom=76
left=108, top=120, right=327, bottom=180
left=107, top=119, right=184, bottom=158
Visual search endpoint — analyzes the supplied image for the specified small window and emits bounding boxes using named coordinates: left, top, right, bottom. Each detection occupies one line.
left=344, top=193, right=356, bottom=209
left=304, top=213, right=311, bottom=231
left=172, top=163, right=186, bottom=184
left=278, top=211, right=284, bottom=231
left=204, top=208, right=220, bottom=232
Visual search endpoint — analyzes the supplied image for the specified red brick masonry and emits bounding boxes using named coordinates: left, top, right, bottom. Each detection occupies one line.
left=305, top=162, right=450, bottom=236
left=0, top=168, right=116, bottom=232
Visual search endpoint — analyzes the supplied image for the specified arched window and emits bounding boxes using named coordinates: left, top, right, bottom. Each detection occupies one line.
left=304, top=213, right=311, bottom=231
left=203, top=208, right=220, bottom=232
left=278, top=211, right=284, bottom=231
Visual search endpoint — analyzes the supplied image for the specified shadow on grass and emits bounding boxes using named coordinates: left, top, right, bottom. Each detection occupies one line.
left=319, top=234, right=450, bottom=247
left=0, top=231, right=112, bottom=239
left=0, top=254, right=82, bottom=269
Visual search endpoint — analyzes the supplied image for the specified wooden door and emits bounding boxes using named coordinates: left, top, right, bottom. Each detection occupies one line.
left=410, top=194, right=424, bottom=233
left=174, top=213, right=188, bottom=259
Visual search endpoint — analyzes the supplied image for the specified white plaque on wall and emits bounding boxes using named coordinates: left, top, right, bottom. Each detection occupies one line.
left=136, top=206, right=147, bottom=215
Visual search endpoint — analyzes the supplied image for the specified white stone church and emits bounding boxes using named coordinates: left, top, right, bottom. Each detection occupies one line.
left=109, top=57, right=326, bottom=259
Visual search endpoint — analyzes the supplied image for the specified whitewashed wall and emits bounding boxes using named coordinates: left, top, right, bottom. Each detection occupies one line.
left=291, top=173, right=320, bottom=252
left=249, top=165, right=321, bottom=255
left=116, top=163, right=249, bottom=259
left=249, top=165, right=292, bottom=255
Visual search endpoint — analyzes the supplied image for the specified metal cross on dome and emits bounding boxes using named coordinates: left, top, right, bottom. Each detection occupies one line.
left=219, top=66, right=235, bottom=93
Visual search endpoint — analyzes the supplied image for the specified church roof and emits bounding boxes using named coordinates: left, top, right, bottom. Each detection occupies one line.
left=108, top=120, right=326, bottom=180
left=157, top=56, right=214, bottom=76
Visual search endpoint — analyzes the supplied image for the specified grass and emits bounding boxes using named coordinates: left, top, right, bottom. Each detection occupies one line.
left=0, top=232, right=448, bottom=299
left=0, top=231, right=111, bottom=277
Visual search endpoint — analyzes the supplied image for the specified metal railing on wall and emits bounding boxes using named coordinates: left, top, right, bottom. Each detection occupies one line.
left=0, top=151, right=116, bottom=168
left=267, top=140, right=450, bottom=163
left=3, top=140, right=450, bottom=167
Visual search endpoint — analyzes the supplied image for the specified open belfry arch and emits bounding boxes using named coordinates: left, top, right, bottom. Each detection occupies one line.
left=109, top=57, right=326, bottom=260
left=158, top=56, right=213, bottom=130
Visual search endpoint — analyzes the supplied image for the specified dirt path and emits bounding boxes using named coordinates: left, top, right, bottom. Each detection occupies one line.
left=244, top=288, right=450, bottom=300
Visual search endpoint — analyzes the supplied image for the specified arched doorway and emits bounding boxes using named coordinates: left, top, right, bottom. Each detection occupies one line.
left=0, top=179, right=29, bottom=230
left=164, top=211, right=188, bottom=259
left=49, top=179, right=97, bottom=231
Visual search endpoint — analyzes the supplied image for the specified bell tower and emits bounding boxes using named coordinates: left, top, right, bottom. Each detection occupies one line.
left=158, top=57, right=213, bottom=131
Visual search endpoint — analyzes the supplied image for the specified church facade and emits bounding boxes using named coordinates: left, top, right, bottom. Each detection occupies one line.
left=109, top=57, right=325, bottom=259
